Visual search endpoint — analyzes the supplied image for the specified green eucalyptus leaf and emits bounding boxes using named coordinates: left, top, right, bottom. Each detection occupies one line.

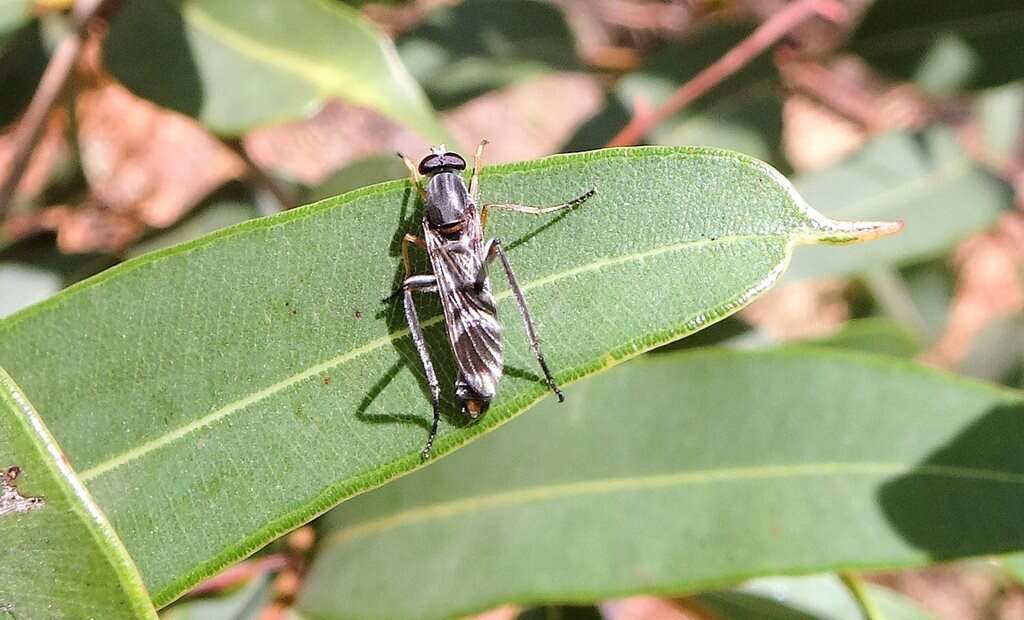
left=298, top=348, right=1023, bottom=619
left=103, top=0, right=447, bottom=140
left=785, top=128, right=1011, bottom=281
left=0, top=146, right=894, bottom=605
left=0, top=368, right=156, bottom=619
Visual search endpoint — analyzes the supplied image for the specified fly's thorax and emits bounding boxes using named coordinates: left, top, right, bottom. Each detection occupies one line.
left=425, top=172, right=472, bottom=229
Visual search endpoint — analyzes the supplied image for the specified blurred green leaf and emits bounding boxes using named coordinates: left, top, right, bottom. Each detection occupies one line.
left=0, top=367, right=157, bottom=619
left=699, top=574, right=934, bottom=620
left=0, top=0, right=30, bottom=44
left=103, top=0, right=447, bottom=140
left=565, top=25, right=783, bottom=166
left=851, top=0, right=1024, bottom=94
left=159, top=574, right=272, bottom=620
left=0, top=20, right=48, bottom=126
left=974, top=81, right=1024, bottom=167
left=398, top=0, right=580, bottom=109
left=898, top=260, right=956, bottom=343
left=1003, top=554, right=1024, bottom=584
left=303, top=155, right=407, bottom=203
left=805, top=318, right=920, bottom=358
left=126, top=190, right=261, bottom=259
left=0, top=147, right=892, bottom=606
left=785, top=128, right=1011, bottom=281
left=297, top=347, right=1023, bottom=619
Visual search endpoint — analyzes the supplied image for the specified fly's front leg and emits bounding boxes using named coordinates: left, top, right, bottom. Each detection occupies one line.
left=483, top=239, right=564, bottom=402
left=469, top=139, right=488, bottom=205
left=400, top=284, right=442, bottom=459
left=397, top=151, right=427, bottom=200
left=480, top=188, right=594, bottom=231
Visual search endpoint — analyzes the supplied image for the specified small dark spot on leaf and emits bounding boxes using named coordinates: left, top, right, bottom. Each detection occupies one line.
left=354, top=310, right=363, bottom=319
left=5, top=466, right=21, bottom=482
left=321, top=375, right=331, bottom=385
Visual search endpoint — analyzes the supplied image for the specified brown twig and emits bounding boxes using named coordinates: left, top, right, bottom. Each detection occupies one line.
left=0, top=0, right=117, bottom=217
left=605, top=0, right=848, bottom=147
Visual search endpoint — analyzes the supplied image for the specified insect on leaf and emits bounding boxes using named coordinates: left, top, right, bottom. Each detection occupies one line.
left=0, top=146, right=897, bottom=605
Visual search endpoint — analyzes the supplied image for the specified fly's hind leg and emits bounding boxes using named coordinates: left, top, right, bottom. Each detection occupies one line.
left=480, top=188, right=594, bottom=231
left=401, top=285, right=442, bottom=459
left=483, top=238, right=564, bottom=402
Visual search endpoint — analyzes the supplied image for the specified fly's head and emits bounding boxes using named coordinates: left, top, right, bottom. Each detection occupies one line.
left=418, top=144, right=466, bottom=176
left=421, top=145, right=472, bottom=235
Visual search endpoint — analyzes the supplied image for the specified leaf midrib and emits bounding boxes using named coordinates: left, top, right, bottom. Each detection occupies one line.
left=324, top=461, right=1024, bottom=549
left=77, top=232, right=792, bottom=483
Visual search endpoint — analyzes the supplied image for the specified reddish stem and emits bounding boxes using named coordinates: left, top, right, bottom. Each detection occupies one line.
left=605, top=0, right=848, bottom=147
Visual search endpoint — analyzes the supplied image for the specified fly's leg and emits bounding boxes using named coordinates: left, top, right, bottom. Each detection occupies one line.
left=401, top=287, right=443, bottom=459
left=469, top=139, right=488, bottom=204
left=480, top=188, right=595, bottom=231
left=396, top=151, right=427, bottom=200
left=401, top=233, right=426, bottom=279
left=483, top=239, right=564, bottom=402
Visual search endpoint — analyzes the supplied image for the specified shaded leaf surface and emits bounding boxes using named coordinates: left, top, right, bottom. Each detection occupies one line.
left=103, top=0, right=446, bottom=140
left=785, top=128, right=1011, bottom=281
left=0, top=147, right=888, bottom=605
left=298, top=348, right=1024, bottom=619
left=0, top=368, right=156, bottom=619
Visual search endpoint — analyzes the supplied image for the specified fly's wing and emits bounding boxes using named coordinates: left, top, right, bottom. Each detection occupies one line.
left=425, top=228, right=503, bottom=399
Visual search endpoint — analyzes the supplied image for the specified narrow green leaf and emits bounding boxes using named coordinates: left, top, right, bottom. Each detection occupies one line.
left=298, top=348, right=1024, bottom=619
left=785, top=128, right=1011, bottom=281
left=0, top=147, right=894, bottom=605
left=103, top=0, right=447, bottom=140
left=0, top=368, right=156, bottom=619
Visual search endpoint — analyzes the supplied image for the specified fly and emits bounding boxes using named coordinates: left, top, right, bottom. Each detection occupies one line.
left=387, top=141, right=595, bottom=459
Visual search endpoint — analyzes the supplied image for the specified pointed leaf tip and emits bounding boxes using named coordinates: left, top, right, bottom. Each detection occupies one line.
left=799, top=218, right=905, bottom=246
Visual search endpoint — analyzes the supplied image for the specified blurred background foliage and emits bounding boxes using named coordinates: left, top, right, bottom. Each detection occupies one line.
left=1, top=0, right=1023, bottom=618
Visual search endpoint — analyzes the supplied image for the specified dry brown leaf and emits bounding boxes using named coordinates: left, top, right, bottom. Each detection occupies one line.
left=740, top=279, right=851, bottom=340
left=247, top=72, right=605, bottom=186
left=921, top=213, right=1024, bottom=368
left=76, top=34, right=244, bottom=229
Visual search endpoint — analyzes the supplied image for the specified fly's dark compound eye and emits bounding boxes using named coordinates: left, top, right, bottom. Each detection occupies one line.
left=441, top=152, right=466, bottom=171
left=418, top=152, right=466, bottom=175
